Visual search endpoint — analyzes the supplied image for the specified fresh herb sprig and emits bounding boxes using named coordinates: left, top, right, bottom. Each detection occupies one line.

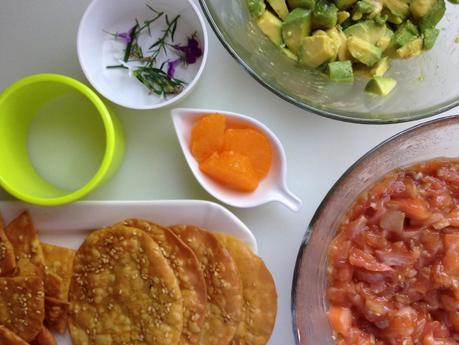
left=105, top=4, right=202, bottom=98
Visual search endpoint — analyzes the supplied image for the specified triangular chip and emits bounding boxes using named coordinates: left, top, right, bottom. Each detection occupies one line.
left=42, top=242, right=75, bottom=300
left=0, top=215, right=15, bottom=276
left=31, top=327, right=57, bottom=345
left=0, top=325, right=28, bottom=345
left=0, top=276, right=45, bottom=341
left=5, top=212, right=45, bottom=278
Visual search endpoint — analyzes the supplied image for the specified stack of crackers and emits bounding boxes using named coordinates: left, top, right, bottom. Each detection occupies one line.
left=0, top=212, right=75, bottom=345
left=0, top=212, right=277, bottom=345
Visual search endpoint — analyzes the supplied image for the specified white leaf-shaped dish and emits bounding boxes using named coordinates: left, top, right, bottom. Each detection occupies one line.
left=171, top=108, right=302, bottom=211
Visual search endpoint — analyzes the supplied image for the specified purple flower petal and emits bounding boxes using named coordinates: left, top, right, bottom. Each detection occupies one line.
left=115, top=26, right=135, bottom=44
left=167, top=58, right=181, bottom=79
left=174, top=34, right=203, bottom=64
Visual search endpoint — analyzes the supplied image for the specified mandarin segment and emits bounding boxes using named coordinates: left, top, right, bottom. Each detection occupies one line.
left=190, top=114, right=226, bottom=162
left=200, top=151, right=259, bottom=192
left=223, top=128, right=273, bottom=179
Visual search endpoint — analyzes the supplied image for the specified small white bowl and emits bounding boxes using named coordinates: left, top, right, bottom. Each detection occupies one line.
left=77, top=0, right=208, bottom=110
left=172, top=108, right=303, bottom=211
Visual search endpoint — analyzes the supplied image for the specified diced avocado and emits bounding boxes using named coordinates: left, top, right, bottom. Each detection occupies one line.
left=376, top=34, right=392, bottom=50
left=327, top=27, right=351, bottom=60
left=374, top=13, right=389, bottom=24
left=257, top=10, right=283, bottom=46
left=418, top=0, right=445, bottom=32
left=347, top=36, right=383, bottom=66
left=382, top=0, right=410, bottom=20
left=287, top=0, right=316, bottom=9
left=352, top=0, right=383, bottom=19
left=423, top=27, right=439, bottom=50
left=411, top=0, right=436, bottom=18
left=299, top=34, right=337, bottom=67
left=268, top=0, right=290, bottom=19
left=282, top=47, right=299, bottom=60
left=344, top=20, right=393, bottom=47
left=327, top=60, right=354, bottom=81
left=392, top=20, right=419, bottom=47
left=248, top=0, right=266, bottom=17
left=396, top=37, right=423, bottom=58
left=385, top=11, right=404, bottom=24
left=282, top=9, right=312, bottom=54
left=337, top=10, right=351, bottom=22
left=335, top=0, right=358, bottom=10
left=312, top=0, right=339, bottom=30
left=449, top=0, right=459, bottom=3
left=369, top=56, right=391, bottom=76
left=365, top=76, right=397, bottom=95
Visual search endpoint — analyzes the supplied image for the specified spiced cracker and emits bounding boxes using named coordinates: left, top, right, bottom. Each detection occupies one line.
left=120, top=219, right=207, bottom=345
left=216, top=234, right=277, bottom=345
left=5, top=212, right=45, bottom=277
left=69, top=225, right=183, bottom=345
left=42, top=242, right=75, bottom=333
left=0, top=325, right=28, bottom=345
left=0, top=215, right=15, bottom=276
left=0, top=276, right=45, bottom=341
left=170, top=225, right=243, bottom=345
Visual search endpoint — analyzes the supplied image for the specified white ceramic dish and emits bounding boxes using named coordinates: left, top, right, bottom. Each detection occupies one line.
left=171, top=108, right=303, bottom=211
left=77, top=0, right=208, bottom=109
left=0, top=199, right=257, bottom=345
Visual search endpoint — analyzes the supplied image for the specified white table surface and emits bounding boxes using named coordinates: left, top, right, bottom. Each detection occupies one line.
left=0, top=2, right=458, bottom=344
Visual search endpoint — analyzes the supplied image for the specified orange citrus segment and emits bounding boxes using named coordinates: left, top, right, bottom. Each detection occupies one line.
left=223, top=128, right=272, bottom=179
left=190, top=114, right=226, bottom=162
left=200, top=151, right=259, bottom=192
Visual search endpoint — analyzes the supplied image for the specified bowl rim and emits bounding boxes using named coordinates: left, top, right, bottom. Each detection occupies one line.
left=0, top=73, right=117, bottom=206
left=77, top=0, right=209, bottom=110
left=198, top=0, right=459, bottom=124
left=291, top=114, right=459, bottom=344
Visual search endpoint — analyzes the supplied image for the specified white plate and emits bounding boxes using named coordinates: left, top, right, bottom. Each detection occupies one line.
left=0, top=200, right=257, bottom=345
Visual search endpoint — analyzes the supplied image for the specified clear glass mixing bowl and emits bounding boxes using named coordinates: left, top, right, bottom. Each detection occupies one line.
left=198, top=0, right=459, bottom=123
left=292, top=115, right=459, bottom=345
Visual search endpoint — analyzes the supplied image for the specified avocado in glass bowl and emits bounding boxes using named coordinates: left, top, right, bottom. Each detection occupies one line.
left=199, top=0, right=459, bottom=123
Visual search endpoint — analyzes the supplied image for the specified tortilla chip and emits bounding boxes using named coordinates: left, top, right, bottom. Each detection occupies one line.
left=0, top=215, right=15, bottom=276
left=42, top=242, right=75, bottom=300
left=0, top=276, right=45, bottom=341
left=216, top=234, right=277, bottom=345
left=5, top=212, right=45, bottom=278
left=31, top=327, right=57, bottom=345
left=0, top=325, right=28, bottom=345
left=44, top=296, right=69, bottom=334
left=170, top=225, right=243, bottom=345
left=120, top=219, right=207, bottom=345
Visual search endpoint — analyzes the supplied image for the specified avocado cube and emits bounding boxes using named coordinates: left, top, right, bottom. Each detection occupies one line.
left=448, top=0, right=459, bottom=3
left=335, top=0, right=358, bottom=10
left=282, top=9, right=312, bottom=55
left=411, top=0, right=436, bottom=18
left=396, top=37, right=423, bottom=58
left=268, top=0, right=290, bottom=19
left=248, top=0, right=266, bottom=17
left=344, top=20, right=393, bottom=46
left=369, top=56, right=391, bottom=76
left=327, top=27, right=350, bottom=60
left=418, top=0, right=445, bottom=32
left=257, top=10, right=283, bottom=46
left=299, top=34, right=337, bottom=67
left=383, top=0, right=410, bottom=20
left=287, top=0, right=316, bottom=9
left=392, top=20, right=419, bottom=47
left=347, top=36, right=383, bottom=66
left=423, top=27, right=439, bottom=50
left=337, top=10, right=351, bottom=22
left=365, top=76, right=397, bottom=96
left=327, top=61, right=354, bottom=81
left=312, top=0, right=338, bottom=30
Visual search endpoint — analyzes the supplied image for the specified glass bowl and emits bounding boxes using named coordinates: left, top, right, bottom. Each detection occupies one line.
left=199, top=0, right=459, bottom=123
left=292, top=115, right=459, bottom=344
